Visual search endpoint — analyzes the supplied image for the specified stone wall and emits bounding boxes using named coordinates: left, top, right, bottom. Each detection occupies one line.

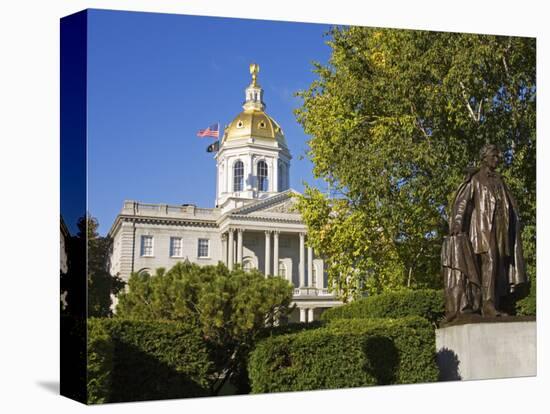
left=436, top=319, right=536, bottom=381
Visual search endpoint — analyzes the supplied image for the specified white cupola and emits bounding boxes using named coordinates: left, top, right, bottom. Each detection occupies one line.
left=214, top=63, right=292, bottom=213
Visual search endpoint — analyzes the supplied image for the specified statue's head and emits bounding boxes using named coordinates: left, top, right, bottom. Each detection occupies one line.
left=480, top=144, right=501, bottom=170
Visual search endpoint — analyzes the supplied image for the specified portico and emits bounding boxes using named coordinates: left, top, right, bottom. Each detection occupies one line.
left=220, top=227, right=320, bottom=287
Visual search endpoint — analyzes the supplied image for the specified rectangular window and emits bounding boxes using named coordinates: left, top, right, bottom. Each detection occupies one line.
left=170, top=237, right=183, bottom=257
left=198, top=238, right=209, bottom=258
left=140, top=235, right=153, bottom=257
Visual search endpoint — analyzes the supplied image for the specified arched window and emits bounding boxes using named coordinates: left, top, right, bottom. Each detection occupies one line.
left=137, top=268, right=152, bottom=277
left=233, top=161, right=244, bottom=192
left=243, top=259, right=254, bottom=272
left=257, top=160, right=268, bottom=192
left=278, top=261, right=286, bottom=279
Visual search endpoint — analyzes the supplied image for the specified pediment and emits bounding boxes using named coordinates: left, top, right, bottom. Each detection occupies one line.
left=229, top=189, right=301, bottom=217
left=260, top=198, right=298, bottom=214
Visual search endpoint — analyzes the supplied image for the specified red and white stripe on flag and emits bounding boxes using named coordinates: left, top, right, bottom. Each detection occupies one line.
left=197, top=123, right=219, bottom=138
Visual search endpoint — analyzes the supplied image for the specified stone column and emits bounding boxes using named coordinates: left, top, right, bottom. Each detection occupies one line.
left=299, top=232, right=305, bottom=287
left=308, top=308, right=315, bottom=323
left=228, top=229, right=234, bottom=270
left=264, top=230, right=271, bottom=276
left=307, top=246, right=313, bottom=287
left=221, top=233, right=228, bottom=266
left=299, top=308, right=307, bottom=323
left=274, top=160, right=279, bottom=192
left=273, top=231, right=279, bottom=276
left=237, top=229, right=244, bottom=265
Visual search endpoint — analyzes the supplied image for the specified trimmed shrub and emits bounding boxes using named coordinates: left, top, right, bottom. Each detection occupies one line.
left=87, top=319, right=113, bottom=404
left=248, top=316, right=438, bottom=393
left=87, top=318, right=214, bottom=403
left=326, top=318, right=438, bottom=384
left=258, top=321, right=325, bottom=339
left=320, top=289, right=444, bottom=324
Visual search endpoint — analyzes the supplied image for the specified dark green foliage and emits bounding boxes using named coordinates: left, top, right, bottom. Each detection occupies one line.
left=516, top=224, right=536, bottom=315
left=259, top=321, right=325, bottom=339
left=86, top=318, right=214, bottom=403
left=516, top=281, right=536, bottom=316
left=81, top=215, right=125, bottom=317
left=320, top=289, right=444, bottom=324
left=248, top=316, right=438, bottom=393
left=326, top=318, right=438, bottom=383
left=87, top=319, right=113, bottom=404
left=116, top=261, right=294, bottom=394
left=116, top=262, right=293, bottom=346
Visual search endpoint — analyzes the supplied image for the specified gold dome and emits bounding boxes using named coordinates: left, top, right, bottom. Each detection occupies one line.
left=223, top=108, right=286, bottom=145
left=222, top=63, right=287, bottom=146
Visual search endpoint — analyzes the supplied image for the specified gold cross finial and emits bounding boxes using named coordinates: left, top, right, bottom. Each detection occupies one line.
left=249, top=63, right=260, bottom=87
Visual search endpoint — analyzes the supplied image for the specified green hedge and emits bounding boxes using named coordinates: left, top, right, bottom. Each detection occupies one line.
left=87, top=320, right=114, bottom=404
left=87, top=318, right=214, bottom=403
left=320, top=289, right=444, bottom=324
left=516, top=288, right=536, bottom=315
left=248, top=316, right=438, bottom=393
left=258, top=321, right=325, bottom=339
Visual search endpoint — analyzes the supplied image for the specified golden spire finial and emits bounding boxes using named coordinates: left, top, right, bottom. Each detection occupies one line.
left=249, top=63, right=260, bottom=87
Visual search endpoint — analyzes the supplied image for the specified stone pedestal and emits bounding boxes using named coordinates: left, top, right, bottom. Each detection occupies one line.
left=436, top=317, right=536, bottom=381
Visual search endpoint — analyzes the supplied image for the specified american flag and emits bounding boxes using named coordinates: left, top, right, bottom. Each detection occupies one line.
left=196, top=123, right=219, bottom=138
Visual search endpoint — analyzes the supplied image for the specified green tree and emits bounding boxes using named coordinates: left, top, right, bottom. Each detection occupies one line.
left=295, top=27, right=535, bottom=302
left=116, top=261, right=294, bottom=394
left=82, top=215, right=125, bottom=317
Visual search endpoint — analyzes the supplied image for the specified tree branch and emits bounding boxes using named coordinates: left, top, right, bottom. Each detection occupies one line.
left=502, top=55, right=510, bottom=80
left=211, top=347, right=240, bottom=395
left=502, top=37, right=512, bottom=81
left=407, top=246, right=424, bottom=287
left=410, top=103, right=429, bottom=139
left=459, top=81, right=479, bottom=123
left=476, top=99, right=483, bottom=122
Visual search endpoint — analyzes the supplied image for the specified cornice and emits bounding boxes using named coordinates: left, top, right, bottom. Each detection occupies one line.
left=108, top=190, right=304, bottom=236
left=228, top=213, right=303, bottom=224
left=118, top=214, right=218, bottom=229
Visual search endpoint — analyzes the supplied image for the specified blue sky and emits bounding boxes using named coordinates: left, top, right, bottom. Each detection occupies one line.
left=87, top=9, right=334, bottom=235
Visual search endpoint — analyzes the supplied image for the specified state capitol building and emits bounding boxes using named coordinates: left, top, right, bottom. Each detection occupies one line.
left=108, top=64, right=342, bottom=322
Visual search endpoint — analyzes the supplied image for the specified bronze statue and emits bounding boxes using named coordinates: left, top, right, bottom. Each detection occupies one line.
left=442, top=144, right=526, bottom=322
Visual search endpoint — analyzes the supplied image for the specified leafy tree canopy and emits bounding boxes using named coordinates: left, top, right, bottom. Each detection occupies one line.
left=295, top=27, right=535, bottom=301
left=115, top=261, right=294, bottom=394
